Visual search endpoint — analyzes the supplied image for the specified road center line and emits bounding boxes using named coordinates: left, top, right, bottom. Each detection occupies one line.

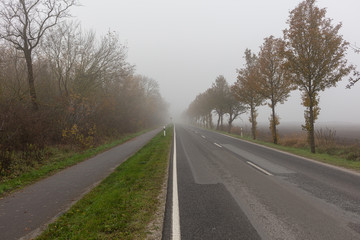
left=214, top=143, right=222, bottom=148
left=246, top=161, right=273, bottom=176
left=172, top=126, right=181, bottom=240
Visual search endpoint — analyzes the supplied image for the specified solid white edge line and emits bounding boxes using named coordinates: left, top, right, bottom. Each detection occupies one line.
left=172, top=125, right=181, bottom=240
left=216, top=130, right=360, bottom=178
left=214, top=143, right=222, bottom=148
left=246, top=161, right=273, bottom=176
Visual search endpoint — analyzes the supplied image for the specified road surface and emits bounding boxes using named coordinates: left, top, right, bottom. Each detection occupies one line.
left=0, top=128, right=161, bottom=240
left=163, top=125, right=360, bottom=239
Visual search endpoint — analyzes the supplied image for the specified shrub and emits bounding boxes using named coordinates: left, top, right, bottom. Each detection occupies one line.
left=346, top=152, right=360, bottom=161
left=21, top=144, right=45, bottom=166
left=0, top=149, right=13, bottom=176
left=315, top=127, right=337, bottom=148
left=62, top=124, right=96, bottom=149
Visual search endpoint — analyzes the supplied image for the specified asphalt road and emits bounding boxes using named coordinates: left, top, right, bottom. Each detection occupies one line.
left=0, top=128, right=161, bottom=240
left=163, top=125, right=360, bottom=240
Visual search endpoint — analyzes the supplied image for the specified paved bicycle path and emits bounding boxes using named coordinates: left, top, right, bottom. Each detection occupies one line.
left=0, top=128, right=161, bottom=240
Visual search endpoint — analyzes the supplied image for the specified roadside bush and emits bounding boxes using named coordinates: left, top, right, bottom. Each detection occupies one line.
left=315, top=127, right=336, bottom=149
left=346, top=151, right=360, bottom=161
left=21, top=144, right=45, bottom=166
left=340, top=145, right=360, bottom=162
left=62, top=124, right=96, bottom=149
left=0, top=101, right=59, bottom=175
left=0, top=149, right=13, bottom=176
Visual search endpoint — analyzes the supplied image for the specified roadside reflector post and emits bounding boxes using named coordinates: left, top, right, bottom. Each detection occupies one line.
left=163, top=126, right=166, bottom=136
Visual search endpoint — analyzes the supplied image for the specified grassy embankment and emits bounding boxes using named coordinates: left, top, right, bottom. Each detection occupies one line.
left=0, top=130, right=151, bottom=196
left=36, top=126, right=172, bottom=240
left=220, top=129, right=360, bottom=171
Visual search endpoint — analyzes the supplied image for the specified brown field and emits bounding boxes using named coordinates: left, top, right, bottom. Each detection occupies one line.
left=229, top=121, right=360, bottom=162
left=233, top=122, right=360, bottom=145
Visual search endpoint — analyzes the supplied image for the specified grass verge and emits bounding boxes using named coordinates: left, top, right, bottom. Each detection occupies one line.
left=36, top=126, right=172, bottom=240
left=0, top=130, right=150, bottom=196
left=219, top=130, right=360, bottom=172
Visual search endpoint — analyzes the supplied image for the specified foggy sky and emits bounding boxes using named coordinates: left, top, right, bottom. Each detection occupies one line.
left=71, top=0, right=360, bottom=124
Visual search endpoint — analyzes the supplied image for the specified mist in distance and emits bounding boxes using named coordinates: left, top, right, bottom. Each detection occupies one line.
left=71, top=0, right=360, bottom=127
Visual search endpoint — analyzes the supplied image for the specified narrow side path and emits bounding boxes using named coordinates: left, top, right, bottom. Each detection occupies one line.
left=0, top=128, right=161, bottom=240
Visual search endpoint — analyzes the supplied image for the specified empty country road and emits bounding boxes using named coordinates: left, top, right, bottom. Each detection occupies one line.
left=163, top=125, right=360, bottom=240
left=0, top=128, right=161, bottom=240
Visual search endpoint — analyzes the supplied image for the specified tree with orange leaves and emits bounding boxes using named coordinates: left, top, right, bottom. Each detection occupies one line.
left=283, top=0, right=354, bottom=153
left=257, top=36, right=295, bottom=144
left=232, top=49, right=264, bottom=140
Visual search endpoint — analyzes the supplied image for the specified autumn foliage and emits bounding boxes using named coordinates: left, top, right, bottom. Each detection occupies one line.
left=283, top=0, right=353, bottom=153
left=0, top=22, right=168, bottom=175
left=232, top=49, right=264, bottom=140
left=186, top=0, right=356, bottom=154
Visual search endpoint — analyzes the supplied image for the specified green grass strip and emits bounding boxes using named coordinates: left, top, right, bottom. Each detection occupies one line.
left=221, top=131, right=360, bottom=171
left=36, top=126, right=172, bottom=240
left=0, top=130, right=150, bottom=196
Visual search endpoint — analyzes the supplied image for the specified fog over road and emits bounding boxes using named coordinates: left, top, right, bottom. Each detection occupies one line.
left=163, top=125, right=360, bottom=239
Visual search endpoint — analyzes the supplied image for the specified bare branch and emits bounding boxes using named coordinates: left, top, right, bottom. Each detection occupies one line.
left=347, top=70, right=360, bottom=89
left=0, top=0, right=78, bottom=109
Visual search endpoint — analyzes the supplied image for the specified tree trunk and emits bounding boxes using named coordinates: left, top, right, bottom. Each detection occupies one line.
left=24, top=49, right=38, bottom=110
left=250, top=105, right=256, bottom=140
left=309, top=104, right=316, bottom=153
left=216, top=113, right=221, bottom=130
left=220, top=114, right=223, bottom=131
left=228, top=113, right=233, bottom=133
left=271, top=105, right=278, bottom=144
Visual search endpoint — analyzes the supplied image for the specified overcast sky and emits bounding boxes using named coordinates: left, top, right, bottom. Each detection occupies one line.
left=71, top=0, right=360, bottom=125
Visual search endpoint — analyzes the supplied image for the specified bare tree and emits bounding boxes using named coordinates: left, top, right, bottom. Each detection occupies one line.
left=43, top=22, right=134, bottom=98
left=0, top=0, right=77, bottom=109
left=0, top=43, right=27, bottom=100
left=42, top=21, right=82, bottom=97
left=133, top=75, right=160, bottom=98
left=74, top=30, right=133, bottom=95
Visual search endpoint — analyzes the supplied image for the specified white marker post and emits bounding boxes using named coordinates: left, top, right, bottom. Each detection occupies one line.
left=163, top=126, right=166, bottom=136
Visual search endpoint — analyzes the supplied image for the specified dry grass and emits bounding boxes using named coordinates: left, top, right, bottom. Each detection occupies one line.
left=279, top=133, right=308, bottom=148
left=230, top=124, right=360, bottom=162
